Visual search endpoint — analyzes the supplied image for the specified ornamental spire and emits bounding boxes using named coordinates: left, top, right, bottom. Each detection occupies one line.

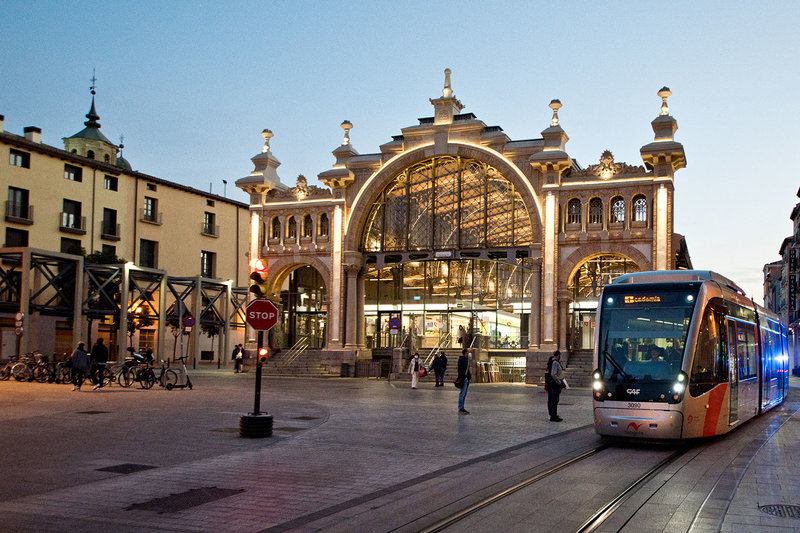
left=84, top=69, right=101, bottom=129
left=549, top=99, right=562, bottom=127
left=442, top=68, right=453, bottom=98
left=658, top=86, right=671, bottom=116
left=340, top=120, right=352, bottom=145
left=261, top=129, right=273, bottom=153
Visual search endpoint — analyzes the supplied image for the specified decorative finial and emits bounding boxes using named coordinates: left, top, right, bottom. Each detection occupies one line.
left=340, top=120, right=352, bottom=145
left=118, top=135, right=124, bottom=155
left=261, top=129, right=273, bottom=153
left=658, top=86, right=671, bottom=116
left=442, top=68, right=453, bottom=98
left=549, top=99, right=562, bottom=127
left=90, top=68, right=97, bottom=96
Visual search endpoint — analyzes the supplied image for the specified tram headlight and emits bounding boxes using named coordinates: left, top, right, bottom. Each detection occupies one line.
left=593, top=371, right=601, bottom=381
left=593, top=380, right=603, bottom=391
left=672, top=382, right=685, bottom=394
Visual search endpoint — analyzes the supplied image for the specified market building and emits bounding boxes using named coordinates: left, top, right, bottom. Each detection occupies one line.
left=237, top=70, right=691, bottom=383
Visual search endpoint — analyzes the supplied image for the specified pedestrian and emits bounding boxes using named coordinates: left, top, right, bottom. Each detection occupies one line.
left=457, top=325, right=466, bottom=346
left=457, top=348, right=471, bottom=414
left=90, top=337, right=109, bottom=390
left=440, top=351, right=447, bottom=382
left=545, top=350, right=565, bottom=421
left=232, top=344, right=243, bottom=373
left=431, top=352, right=444, bottom=387
left=409, top=353, right=421, bottom=389
left=69, top=342, right=90, bottom=391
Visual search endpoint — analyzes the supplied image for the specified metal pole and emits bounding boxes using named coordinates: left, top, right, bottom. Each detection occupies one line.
left=253, top=330, right=263, bottom=415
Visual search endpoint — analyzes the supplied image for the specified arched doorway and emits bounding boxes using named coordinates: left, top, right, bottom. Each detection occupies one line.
left=567, top=254, right=641, bottom=350
left=277, top=265, right=327, bottom=349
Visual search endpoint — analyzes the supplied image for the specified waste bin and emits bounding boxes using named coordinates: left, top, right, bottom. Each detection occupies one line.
left=340, top=363, right=350, bottom=377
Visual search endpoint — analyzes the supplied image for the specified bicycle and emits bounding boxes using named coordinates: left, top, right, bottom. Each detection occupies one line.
left=11, top=352, right=39, bottom=382
left=0, top=357, right=18, bottom=380
left=138, top=360, right=177, bottom=390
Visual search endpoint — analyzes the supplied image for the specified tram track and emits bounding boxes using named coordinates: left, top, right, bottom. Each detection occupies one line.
left=415, top=442, right=693, bottom=533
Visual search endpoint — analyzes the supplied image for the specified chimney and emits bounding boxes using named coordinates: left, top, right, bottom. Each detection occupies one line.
left=24, top=126, right=41, bottom=143
left=0, top=115, right=4, bottom=133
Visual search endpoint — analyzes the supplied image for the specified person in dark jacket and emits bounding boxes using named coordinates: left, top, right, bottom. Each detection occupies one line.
left=457, top=349, right=471, bottom=414
left=431, top=353, right=444, bottom=387
left=70, top=342, right=90, bottom=391
left=90, top=338, right=109, bottom=390
left=545, top=350, right=565, bottom=421
left=440, top=351, right=448, bottom=384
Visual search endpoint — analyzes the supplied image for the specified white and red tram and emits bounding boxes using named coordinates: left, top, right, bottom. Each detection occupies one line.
left=592, top=270, right=788, bottom=439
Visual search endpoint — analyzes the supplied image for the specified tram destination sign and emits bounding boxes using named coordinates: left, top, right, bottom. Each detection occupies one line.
left=246, top=299, right=279, bottom=331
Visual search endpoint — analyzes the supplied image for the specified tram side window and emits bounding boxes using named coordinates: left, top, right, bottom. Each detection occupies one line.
left=690, top=304, right=722, bottom=396
left=736, top=322, right=757, bottom=379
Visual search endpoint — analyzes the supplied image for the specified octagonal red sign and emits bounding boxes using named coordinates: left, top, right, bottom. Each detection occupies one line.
left=246, top=299, right=279, bottom=331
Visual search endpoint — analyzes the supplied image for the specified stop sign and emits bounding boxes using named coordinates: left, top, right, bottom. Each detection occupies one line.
left=246, top=299, right=279, bottom=331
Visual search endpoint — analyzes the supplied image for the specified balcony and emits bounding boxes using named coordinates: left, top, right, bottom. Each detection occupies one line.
left=101, top=223, right=121, bottom=241
left=201, top=223, right=220, bottom=237
left=5, top=201, right=33, bottom=225
left=59, top=213, right=86, bottom=235
left=139, top=208, right=162, bottom=225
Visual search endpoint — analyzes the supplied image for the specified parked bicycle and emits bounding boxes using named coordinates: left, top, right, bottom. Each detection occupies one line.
left=137, top=359, right=178, bottom=390
left=11, top=352, right=40, bottom=382
left=0, top=357, right=18, bottom=380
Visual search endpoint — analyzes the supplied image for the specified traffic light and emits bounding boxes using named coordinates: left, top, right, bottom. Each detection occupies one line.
left=249, top=258, right=269, bottom=298
left=258, top=347, right=270, bottom=363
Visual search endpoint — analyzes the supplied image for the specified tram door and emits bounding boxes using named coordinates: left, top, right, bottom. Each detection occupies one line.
left=726, top=319, right=739, bottom=425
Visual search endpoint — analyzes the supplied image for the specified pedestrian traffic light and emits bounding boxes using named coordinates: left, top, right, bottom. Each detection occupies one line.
left=258, top=347, right=270, bottom=363
left=249, top=258, right=269, bottom=298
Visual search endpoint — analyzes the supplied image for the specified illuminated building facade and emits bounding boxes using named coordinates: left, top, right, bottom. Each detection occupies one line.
left=768, top=187, right=800, bottom=371
left=238, top=70, right=691, bottom=381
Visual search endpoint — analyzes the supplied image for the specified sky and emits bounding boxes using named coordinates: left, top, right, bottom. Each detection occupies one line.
left=1, top=1, right=798, bottom=303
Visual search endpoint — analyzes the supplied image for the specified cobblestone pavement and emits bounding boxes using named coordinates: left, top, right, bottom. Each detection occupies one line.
left=0, top=370, right=797, bottom=532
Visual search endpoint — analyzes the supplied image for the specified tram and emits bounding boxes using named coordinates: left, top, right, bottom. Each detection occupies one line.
left=592, top=270, right=788, bottom=439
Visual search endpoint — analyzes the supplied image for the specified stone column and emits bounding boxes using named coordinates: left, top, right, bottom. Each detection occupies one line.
left=343, top=264, right=360, bottom=349
left=528, top=259, right=541, bottom=348
left=356, top=272, right=366, bottom=348
left=558, top=296, right=568, bottom=351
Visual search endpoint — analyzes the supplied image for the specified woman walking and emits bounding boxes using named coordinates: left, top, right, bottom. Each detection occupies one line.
left=409, top=353, right=421, bottom=389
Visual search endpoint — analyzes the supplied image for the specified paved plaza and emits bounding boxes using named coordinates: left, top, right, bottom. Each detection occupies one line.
left=0, top=370, right=798, bottom=532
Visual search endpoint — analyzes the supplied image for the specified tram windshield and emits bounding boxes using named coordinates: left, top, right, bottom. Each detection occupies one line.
left=597, top=284, right=700, bottom=388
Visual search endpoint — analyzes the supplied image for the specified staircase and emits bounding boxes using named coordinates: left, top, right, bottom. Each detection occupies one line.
left=262, top=349, right=339, bottom=377
left=562, top=350, right=594, bottom=388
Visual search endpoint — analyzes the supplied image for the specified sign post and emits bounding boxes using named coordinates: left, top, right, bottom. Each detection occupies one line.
left=240, top=299, right=279, bottom=438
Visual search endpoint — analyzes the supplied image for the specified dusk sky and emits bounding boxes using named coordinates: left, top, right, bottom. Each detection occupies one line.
left=1, top=1, right=798, bottom=302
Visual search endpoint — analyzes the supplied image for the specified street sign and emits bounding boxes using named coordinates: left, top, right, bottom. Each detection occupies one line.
left=246, top=299, right=279, bottom=331
left=15, top=312, right=23, bottom=321
left=185, top=315, right=195, bottom=327
left=15, top=327, right=23, bottom=336
left=389, top=316, right=400, bottom=335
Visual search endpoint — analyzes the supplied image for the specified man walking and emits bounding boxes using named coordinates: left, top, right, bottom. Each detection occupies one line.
left=232, top=344, right=243, bottom=373
left=90, top=338, right=109, bottom=390
left=431, top=352, right=444, bottom=387
left=457, top=349, right=471, bottom=414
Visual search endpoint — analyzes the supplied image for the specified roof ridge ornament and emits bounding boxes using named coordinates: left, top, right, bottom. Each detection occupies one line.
left=658, top=86, right=671, bottom=116
left=549, top=99, right=562, bottom=127
left=341, top=120, right=352, bottom=145
left=442, top=68, right=453, bottom=98
left=261, top=129, right=273, bottom=153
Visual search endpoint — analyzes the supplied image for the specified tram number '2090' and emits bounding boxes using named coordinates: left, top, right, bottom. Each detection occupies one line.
left=627, top=402, right=641, bottom=409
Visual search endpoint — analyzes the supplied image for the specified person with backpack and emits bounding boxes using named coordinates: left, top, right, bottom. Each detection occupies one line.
left=70, top=342, right=90, bottom=391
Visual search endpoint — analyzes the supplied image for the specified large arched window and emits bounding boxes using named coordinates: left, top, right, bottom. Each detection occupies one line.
left=302, top=214, right=313, bottom=238
left=588, top=198, right=603, bottom=225
left=567, top=198, right=581, bottom=225
left=271, top=217, right=281, bottom=239
left=632, top=194, right=647, bottom=223
left=318, top=213, right=329, bottom=237
left=610, top=196, right=625, bottom=224
left=568, top=254, right=640, bottom=300
left=287, top=216, right=297, bottom=240
left=362, top=156, right=534, bottom=252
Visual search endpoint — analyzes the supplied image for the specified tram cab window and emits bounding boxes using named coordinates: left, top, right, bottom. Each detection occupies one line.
left=689, top=303, right=725, bottom=396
